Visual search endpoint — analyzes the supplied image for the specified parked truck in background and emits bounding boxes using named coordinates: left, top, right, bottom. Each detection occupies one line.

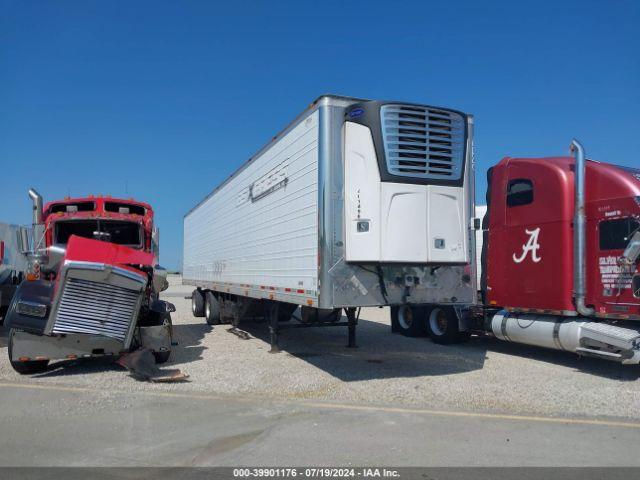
left=183, top=94, right=477, bottom=350
left=4, top=189, right=174, bottom=374
left=0, top=222, right=28, bottom=321
left=394, top=140, right=640, bottom=364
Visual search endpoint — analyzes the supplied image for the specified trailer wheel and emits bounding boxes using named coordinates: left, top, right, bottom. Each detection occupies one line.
left=205, top=291, right=221, bottom=325
left=391, top=305, right=425, bottom=337
left=426, top=306, right=465, bottom=344
left=8, top=329, right=49, bottom=375
left=192, top=290, right=205, bottom=317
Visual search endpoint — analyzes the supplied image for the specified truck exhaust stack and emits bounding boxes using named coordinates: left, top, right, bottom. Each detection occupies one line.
left=570, top=140, right=595, bottom=317
left=28, top=188, right=43, bottom=226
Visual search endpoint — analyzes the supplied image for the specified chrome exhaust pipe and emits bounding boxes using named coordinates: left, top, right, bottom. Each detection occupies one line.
left=28, top=188, right=43, bottom=225
left=570, top=140, right=595, bottom=317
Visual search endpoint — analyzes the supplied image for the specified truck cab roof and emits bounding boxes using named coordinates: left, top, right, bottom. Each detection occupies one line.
left=43, top=196, right=153, bottom=223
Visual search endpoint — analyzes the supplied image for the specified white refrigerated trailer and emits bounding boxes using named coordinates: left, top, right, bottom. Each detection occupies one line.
left=183, top=94, right=477, bottom=350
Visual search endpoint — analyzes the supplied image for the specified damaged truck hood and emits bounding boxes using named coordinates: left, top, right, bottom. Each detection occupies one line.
left=64, top=235, right=154, bottom=270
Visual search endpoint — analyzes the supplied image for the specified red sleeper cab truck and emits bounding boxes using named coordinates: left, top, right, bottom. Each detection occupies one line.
left=393, top=140, right=640, bottom=364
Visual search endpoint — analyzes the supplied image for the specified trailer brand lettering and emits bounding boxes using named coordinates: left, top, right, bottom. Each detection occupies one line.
left=512, top=227, right=542, bottom=263
left=248, top=161, right=289, bottom=203
left=349, top=108, right=364, bottom=119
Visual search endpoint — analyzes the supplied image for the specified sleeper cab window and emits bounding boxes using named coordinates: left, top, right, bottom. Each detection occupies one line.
left=599, top=217, right=640, bottom=251
left=506, top=179, right=534, bottom=207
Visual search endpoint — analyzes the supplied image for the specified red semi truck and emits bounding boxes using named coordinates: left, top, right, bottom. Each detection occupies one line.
left=4, top=189, right=174, bottom=374
left=393, top=140, right=640, bottom=364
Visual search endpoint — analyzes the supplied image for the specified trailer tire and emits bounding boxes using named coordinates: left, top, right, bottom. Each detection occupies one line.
left=8, top=329, right=49, bottom=375
left=205, top=291, right=221, bottom=325
left=426, top=306, right=465, bottom=344
left=192, top=290, right=205, bottom=317
left=391, top=305, right=426, bottom=337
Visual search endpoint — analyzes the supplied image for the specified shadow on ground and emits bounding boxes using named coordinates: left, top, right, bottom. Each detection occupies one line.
left=3, top=313, right=639, bottom=381
left=226, top=313, right=488, bottom=380
left=0, top=321, right=211, bottom=378
left=223, top=312, right=640, bottom=382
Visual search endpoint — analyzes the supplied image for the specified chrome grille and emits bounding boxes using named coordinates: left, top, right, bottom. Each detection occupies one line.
left=380, top=104, right=465, bottom=180
left=52, top=277, right=141, bottom=341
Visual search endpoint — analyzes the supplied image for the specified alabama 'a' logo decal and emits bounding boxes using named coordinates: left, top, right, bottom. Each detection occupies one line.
left=513, top=227, right=542, bottom=263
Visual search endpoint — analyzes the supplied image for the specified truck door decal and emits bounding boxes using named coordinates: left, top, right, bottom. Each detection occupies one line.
left=513, top=227, right=542, bottom=263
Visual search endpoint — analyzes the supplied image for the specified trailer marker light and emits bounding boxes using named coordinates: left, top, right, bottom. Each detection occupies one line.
left=297, top=289, right=305, bottom=294
left=307, top=299, right=313, bottom=306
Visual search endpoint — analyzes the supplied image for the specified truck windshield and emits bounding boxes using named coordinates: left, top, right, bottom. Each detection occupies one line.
left=54, top=220, right=143, bottom=248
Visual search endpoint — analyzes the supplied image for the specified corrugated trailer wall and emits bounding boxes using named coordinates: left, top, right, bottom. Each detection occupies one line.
left=183, top=110, right=320, bottom=305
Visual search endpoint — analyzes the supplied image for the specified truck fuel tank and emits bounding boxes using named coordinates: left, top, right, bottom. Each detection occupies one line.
left=491, top=311, right=640, bottom=364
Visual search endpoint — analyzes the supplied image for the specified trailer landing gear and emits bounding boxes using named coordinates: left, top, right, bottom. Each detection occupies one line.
left=268, top=302, right=280, bottom=354
left=264, top=303, right=359, bottom=353
left=346, top=307, right=357, bottom=348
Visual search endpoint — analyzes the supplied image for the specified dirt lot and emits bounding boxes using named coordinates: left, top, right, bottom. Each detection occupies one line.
left=1, top=274, right=639, bottom=420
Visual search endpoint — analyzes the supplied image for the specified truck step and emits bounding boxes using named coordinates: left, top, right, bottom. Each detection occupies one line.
left=581, top=322, right=640, bottom=349
left=575, top=347, right=623, bottom=359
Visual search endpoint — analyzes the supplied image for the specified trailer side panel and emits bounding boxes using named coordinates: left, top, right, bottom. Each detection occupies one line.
left=183, top=110, right=320, bottom=306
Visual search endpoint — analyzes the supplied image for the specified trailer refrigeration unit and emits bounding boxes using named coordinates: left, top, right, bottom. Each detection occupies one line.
left=395, top=140, right=640, bottom=365
left=4, top=190, right=174, bottom=374
left=183, top=95, right=477, bottom=350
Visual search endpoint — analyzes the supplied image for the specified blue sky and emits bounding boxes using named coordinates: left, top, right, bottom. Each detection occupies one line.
left=1, top=0, right=638, bottom=270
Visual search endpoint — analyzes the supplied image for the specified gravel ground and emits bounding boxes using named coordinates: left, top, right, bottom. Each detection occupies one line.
left=1, top=274, right=639, bottom=420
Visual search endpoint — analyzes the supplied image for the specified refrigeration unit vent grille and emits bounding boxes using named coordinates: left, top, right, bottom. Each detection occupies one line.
left=380, top=104, right=465, bottom=180
left=52, top=277, right=141, bottom=341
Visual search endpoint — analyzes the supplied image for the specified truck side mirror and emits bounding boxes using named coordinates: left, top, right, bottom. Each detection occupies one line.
left=621, top=231, right=640, bottom=265
left=17, top=227, right=31, bottom=254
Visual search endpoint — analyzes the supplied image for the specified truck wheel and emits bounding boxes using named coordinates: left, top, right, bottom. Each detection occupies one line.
left=390, top=305, right=425, bottom=337
left=192, top=290, right=205, bottom=317
left=205, top=291, right=221, bottom=325
left=426, top=306, right=465, bottom=344
left=8, top=329, right=49, bottom=375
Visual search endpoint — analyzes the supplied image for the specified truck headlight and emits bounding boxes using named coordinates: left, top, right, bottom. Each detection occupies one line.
left=16, top=301, right=47, bottom=318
